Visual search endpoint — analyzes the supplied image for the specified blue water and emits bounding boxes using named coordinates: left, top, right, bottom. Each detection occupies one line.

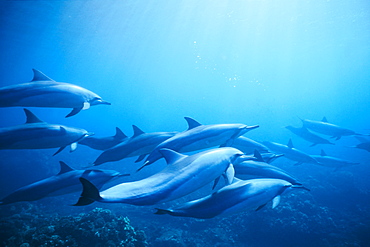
left=0, top=1, right=369, bottom=246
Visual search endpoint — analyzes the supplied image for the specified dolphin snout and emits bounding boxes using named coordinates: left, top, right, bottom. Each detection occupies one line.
left=247, top=125, right=259, bottom=130
left=98, top=100, right=111, bottom=105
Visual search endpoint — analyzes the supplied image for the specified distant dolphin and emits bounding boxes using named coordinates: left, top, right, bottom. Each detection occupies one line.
left=93, top=125, right=178, bottom=166
left=263, top=139, right=318, bottom=166
left=311, top=150, right=360, bottom=169
left=155, top=178, right=309, bottom=219
left=231, top=136, right=269, bottom=154
left=0, top=161, right=127, bottom=205
left=234, top=151, right=302, bottom=185
left=0, top=69, right=110, bottom=117
left=74, top=147, right=244, bottom=206
left=140, top=117, right=259, bottom=170
left=285, top=125, right=334, bottom=146
left=0, top=108, right=91, bottom=155
left=79, top=127, right=128, bottom=150
left=301, top=117, right=362, bottom=140
left=348, top=136, right=370, bottom=153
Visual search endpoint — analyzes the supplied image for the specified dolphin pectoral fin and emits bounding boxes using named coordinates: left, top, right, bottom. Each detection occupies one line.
left=73, top=178, right=102, bottom=206
left=335, top=136, right=341, bottom=140
left=212, top=176, right=221, bottom=190
left=135, top=154, right=147, bottom=163
left=66, top=107, right=83, bottom=118
left=70, top=142, right=78, bottom=152
left=272, top=195, right=281, bottom=209
left=256, top=203, right=267, bottom=211
left=154, top=208, right=172, bottom=215
left=82, top=102, right=90, bottom=110
left=137, top=161, right=150, bottom=172
left=309, top=143, right=318, bottom=147
left=225, top=164, right=235, bottom=185
left=53, top=146, right=66, bottom=156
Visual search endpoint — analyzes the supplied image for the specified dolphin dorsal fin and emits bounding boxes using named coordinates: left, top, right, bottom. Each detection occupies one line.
left=254, top=150, right=264, bottom=162
left=184, top=117, right=202, bottom=130
left=132, top=125, right=145, bottom=137
left=58, top=161, right=74, bottom=174
left=24, top=109, right=44, bottom=124
left=159, top=148, right=187, bottom=165
left=322, top=117, right=328, bottom=123
left=31, top=69, right=54, bottom=81
left=114, top=127, right=127, bottom=140
left=287, top=139, right=294, bottom=148
left=320, top=149, right=327, bottom=156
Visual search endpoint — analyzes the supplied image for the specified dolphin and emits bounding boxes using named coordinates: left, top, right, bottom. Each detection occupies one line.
left=93, top=125, right=178, bottom=166
left=140, top=117, right=259, bottom=170
left=79, top=127, right=128, bottom=150
left=231, top=136, right=269, bottom=154
left=285, top=125, right=334, bottom=146
left=262, top=139, right=318, bottom=166
left=0, top=109, right=91, bottom=155
left=311, top=150, right=360, bottom=169
left=301, top=117, right=362, bottom=140
left=0, top=161, right=128, bottom=205
left=234, top=151, right=302, bottom=185
left=0, top=69, right=110, bottom=117
left=74, top=147, right=244, bottom=206
left=155, top=178, right=309, bottom=219
left=348, top=136, right=370, bottom=153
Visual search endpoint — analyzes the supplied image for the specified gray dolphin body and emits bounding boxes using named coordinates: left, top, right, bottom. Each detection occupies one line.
left=231, top=136, right=269, bottom=154
left=301, top=117, right=361, bottom=140
left=93, top=125, right=178, bottom=166
left=0, top=109, right=90, bottom=155
left=0, top=69, right=110, bottom=117
left=79, top=127, right=128, bottom=150
left=311, top=150, right=360, bottom=169
left=141, top=117, right=259, bottom=169
left=74, top=147, right=244, bottom=206
left=234, top=151, right=301, bottom=185
left=351, top=136, right=370, bottom=153
left=263, top=139, right=318, bottom=166
left=285, top=125, right=334, bottom=146
left=0, top=161, right=127, bottom=205
left=155, top=178, right=308, bottom=219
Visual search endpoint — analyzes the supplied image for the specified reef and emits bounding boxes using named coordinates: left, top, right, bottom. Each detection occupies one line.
left=0, top=207, right=147, bottom=247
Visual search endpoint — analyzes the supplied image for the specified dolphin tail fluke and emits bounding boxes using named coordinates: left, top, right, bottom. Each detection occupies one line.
left=66, top=107, right=83, bottom=118
left=73, top=178, right=102, bottom=206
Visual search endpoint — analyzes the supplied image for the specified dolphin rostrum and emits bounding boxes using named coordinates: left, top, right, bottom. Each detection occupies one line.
left=155, top=178, right=309, bottom=219
left=0, top=108, right=91, bottom=155
left=79, top=127, right=128, bottom=150
left=93, top=125, right=178, bottom=166
left=0, top=161, right=128, bottom=205
left=140, top=117, right=259, bottom=170
left=263, top=139, right=318, bottom=166
left=285, top=125, right=334, bottom=146
left=74, top=147, right=244, bottom=206
left=301, top=117, right=362, bottom=140
left=0, top=69, right=110, bottom=117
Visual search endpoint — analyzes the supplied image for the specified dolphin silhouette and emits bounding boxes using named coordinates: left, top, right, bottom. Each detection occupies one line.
left=0, top=161, right=127, bottom=205
left=140, top=117, right=259, bottom=170
left=311, top=150, right=360, bottom=169
left=234, top=150, right=302, bottom=185
left=79, top=127, right=128, bottom=150
left=0, top=108, right=91, bottom=155
left=348, top=136, right=370, bottom=153
left=301, top=117, right=362, bottom=140
left=285, top=125, right=334, bottom=146
left=155, top=178, right=309, bottom=219
left=93, top=125, right=178, bottom=166
left=262, top=139, right=318, bottom=166
left=0, top=69, right=110, bottom=117
left=74, top=147, right=244, bottom=206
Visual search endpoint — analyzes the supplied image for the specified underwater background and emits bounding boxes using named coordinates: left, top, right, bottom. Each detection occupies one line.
left=0, top=0, right=369, bottom=246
